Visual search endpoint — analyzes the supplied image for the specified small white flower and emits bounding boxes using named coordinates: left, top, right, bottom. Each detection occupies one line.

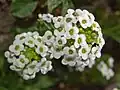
left=13, top=55, right=29, bottom=69
left=82, top=10, right=95, bottom=26
left=75, top=9, right=83, bottom=17
left=4, top=51, right=10, bottom=58
left=42, top=31, right=55, bottom=46
left=88, top=54, right=95, bottom=68
left=61, top=56, right=76, bottom=66
left=36, top=43, right=48, bottom=57
left=97, top=36, right=105, bottom=49
left=106, top=69, right=114, bottom=80
left=7, top=56, right=16, bottom=63
left=113, top=88, right=119, bottom=90
left=42, top=14, right=53, bottom=23
left=9, top=43, right=24, bottom=55
left=27, top=32, right=33, bottom=37
left=108, top=57, right=114, bottom=68
left=32, top=31, right=39, bottom=37
left=66, top=26, right=79, bottom=39
left=54, top=29, right=65, bottom=37
left=74, top=34, right=86, bottom=48
left=25, top=36, right=35, bottom=48
left=10, top=64, right=22, bottom=71
left=79, top=15, right=90, bottom=29
left=36, top=58, right=52, bottom=74
left=34, top=35, right=43, bottom=45
left=23, top=61, right=39, bottom=75
left=63, top=45, right=76, bottom=57
left=78, top=44, right=90, bottom=60
left=53, top=16, right=64, bottom=28
left=38, top=13, right=42, bottom=18
left=50, top=47, right=64, bottom=59
left=64, top=14, right=77, bottom=24
left=67, top=9, right=75, bottom=15
left=95, top=48, right=102, bottom=58
left=92, top=21, right=101, bottom=31
left=54, top=36, right=67, bottom=47
left=75, top=63, right=85, bottom=72
left=14, top=33, right=27, bottom=44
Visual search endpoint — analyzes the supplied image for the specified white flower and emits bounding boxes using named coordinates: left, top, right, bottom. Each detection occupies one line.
left=54, top=29, right=65, bottom=37
left=113, top=88, right=119, bottom=90
left=23, top=61, right=39, bottom=76
left=53, top=16, right=64, bottom=28
left=42, top=14, right=53, bottom=23
left=78, top=15, right=90, bottom=29
left=63, top=45, right=76, bottom=57
left=4, top=51, right=10, bottom=58
left=61, top=55, right=76, bottom=66
left=22, top=59, right=40, bottom=80
left=10, top=64, right=22, bottom=72
left=23, top=73, right=36, bottom=80
left=95, top=47, right=102, bottom=58
left=97, top=36, right=105, bottom=49
left=75, top=56, right=89, bottom=66
left=7, top=56, right=16, bottom=63
left=75, top=9, right=83, bottom=17
left=64, top=13, right=77, bottom=24
left=74, top=34, right=86, bottom=48
left=67, top=9, right=75, bottom=15
left=9, top=43, right=24, bottom=55
left=108, top=57, right=114, bottom=68
left=38, top=13, right=42, bottom=18
left=34, top=35, right=43, bottom=45
left=92, top=21, right=101, bottom=31
left=13, top=55, right=29, bottom=69
left=14, top=33, right=27, bottom=44
left=82, top=10, right=95, bottom=26
left=88, top=54, right=95, bottom=68
left=88, top=53, right=96, bottom=61
left=78, top=44, right=90, bottom=60
left=106, top=69, right=114, bottom=80
left=36, top=58, right=52, bottom=74
left=42, top=31, right=55, bottom=46
left=50, top=47, right=64, bottom=59
left=25, top=36, right=35, bottom=48
left=54, top=36, right=67, bottom=47
left=27, top=32, right=33, bottom=37
left=32, top=31, right=39, bottom=37
left=36, top=43, right=48, bottom=57
left=97, top=61, right=114, bottom=80
left=66, top=26, right=79, bottom=39
left=75, top=61, right=86, bottom=72
left=91, top=46, right=102, bottom=58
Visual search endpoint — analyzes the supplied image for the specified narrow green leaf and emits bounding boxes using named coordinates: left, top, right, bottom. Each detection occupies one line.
left=11, top=1, right=37, bottom=18
left=62, top=0, right=74, bottom=15
left=47, top=0, right=63, bottom=13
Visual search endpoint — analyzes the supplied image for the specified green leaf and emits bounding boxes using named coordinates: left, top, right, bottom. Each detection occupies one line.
left=62, top=0, right=74, bottom=15
left=47, top=0, right=63, bottom=13
left=0, top=54, right=4, bottom=72
left=0, top=87, right=8, bottom=90
left=35, top=76, right=56, bottom=89
left=11, top=0, right=37, bottom=18
left=103, top=24, right=120, bottom=43
left=47, top=0, right=74, bottom=15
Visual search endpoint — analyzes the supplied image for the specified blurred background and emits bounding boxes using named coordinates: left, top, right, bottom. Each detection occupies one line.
left=0, top=0, right=120, bottom=90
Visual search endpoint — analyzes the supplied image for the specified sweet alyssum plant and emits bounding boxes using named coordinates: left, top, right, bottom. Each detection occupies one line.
left=5, top=9, right=107, bottom=80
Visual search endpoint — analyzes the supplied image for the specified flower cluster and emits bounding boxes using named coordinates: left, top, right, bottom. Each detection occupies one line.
left=39, top=9, right=105, bottom=71
left=5, top=9, right=105, bottom=80
left=97, top=57, right=114, bottom=80
left=5, top=32, right=53, bottom=80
